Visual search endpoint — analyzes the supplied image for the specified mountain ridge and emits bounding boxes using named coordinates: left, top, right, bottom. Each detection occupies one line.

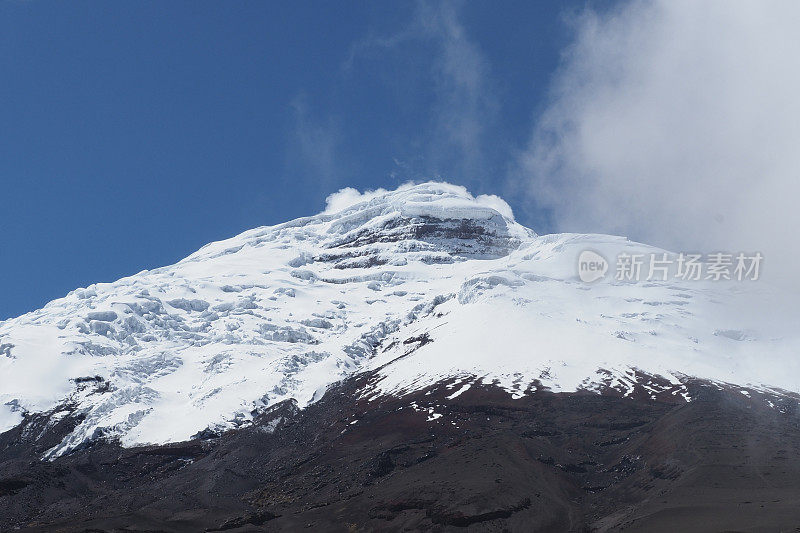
left=1, top=182, right=796, bottom=459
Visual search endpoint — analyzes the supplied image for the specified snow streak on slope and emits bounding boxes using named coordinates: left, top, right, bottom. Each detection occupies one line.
left=0, top=182, right=797, bottom=456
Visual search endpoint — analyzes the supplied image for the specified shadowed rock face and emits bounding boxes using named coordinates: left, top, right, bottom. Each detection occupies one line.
left=2, top=374, right=800, bottom=532
left=326, top=214, right=523, bottom=256
left=317, top=214, right=526, bottom=272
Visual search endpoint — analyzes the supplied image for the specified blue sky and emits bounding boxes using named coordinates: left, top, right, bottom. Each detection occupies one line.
left=7, top=1, right=795, bottom=319
left=1, top=0, right=606, bottom=319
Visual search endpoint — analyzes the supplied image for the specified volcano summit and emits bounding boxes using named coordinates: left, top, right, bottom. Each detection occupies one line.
left=1, top=183, right=799, bottom=532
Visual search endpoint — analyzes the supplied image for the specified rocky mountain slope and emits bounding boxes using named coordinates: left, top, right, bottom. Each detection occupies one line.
left=3, top=373, right=800, bottom=532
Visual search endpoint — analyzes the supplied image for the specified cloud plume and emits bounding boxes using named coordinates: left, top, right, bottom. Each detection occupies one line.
left=518, top=0, right=800, bottom=286
left=347, top=0, right=497, bottom=185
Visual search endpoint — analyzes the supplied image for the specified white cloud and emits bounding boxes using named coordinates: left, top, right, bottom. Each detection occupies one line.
left=517, top=0, right=800, bottom=286
left=324, top=186, right=390, bottom=214
left=288, top=94, right=342, bottom=186
left=475, top=194, right=514, bottom=221
left=420, top=1, right=496, bottom=179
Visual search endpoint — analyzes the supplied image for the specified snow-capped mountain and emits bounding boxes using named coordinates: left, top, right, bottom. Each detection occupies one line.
left=1, top=182, right=796, bottom=458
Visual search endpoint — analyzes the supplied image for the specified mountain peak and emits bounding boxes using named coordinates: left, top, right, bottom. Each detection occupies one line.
left=187, top=182, right=531, bottom=266
left=0, top=181, right=794, bottom=459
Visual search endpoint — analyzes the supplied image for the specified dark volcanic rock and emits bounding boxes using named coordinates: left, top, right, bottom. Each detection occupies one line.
left=2, top=374, right=800, bottom=532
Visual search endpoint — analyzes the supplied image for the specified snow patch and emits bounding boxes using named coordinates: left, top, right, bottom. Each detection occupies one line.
left=0, top=403, right=23, bottom=434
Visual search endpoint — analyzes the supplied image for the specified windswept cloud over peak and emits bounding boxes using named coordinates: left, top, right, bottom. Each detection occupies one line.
left=324, top=181, right=514, bottom=220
